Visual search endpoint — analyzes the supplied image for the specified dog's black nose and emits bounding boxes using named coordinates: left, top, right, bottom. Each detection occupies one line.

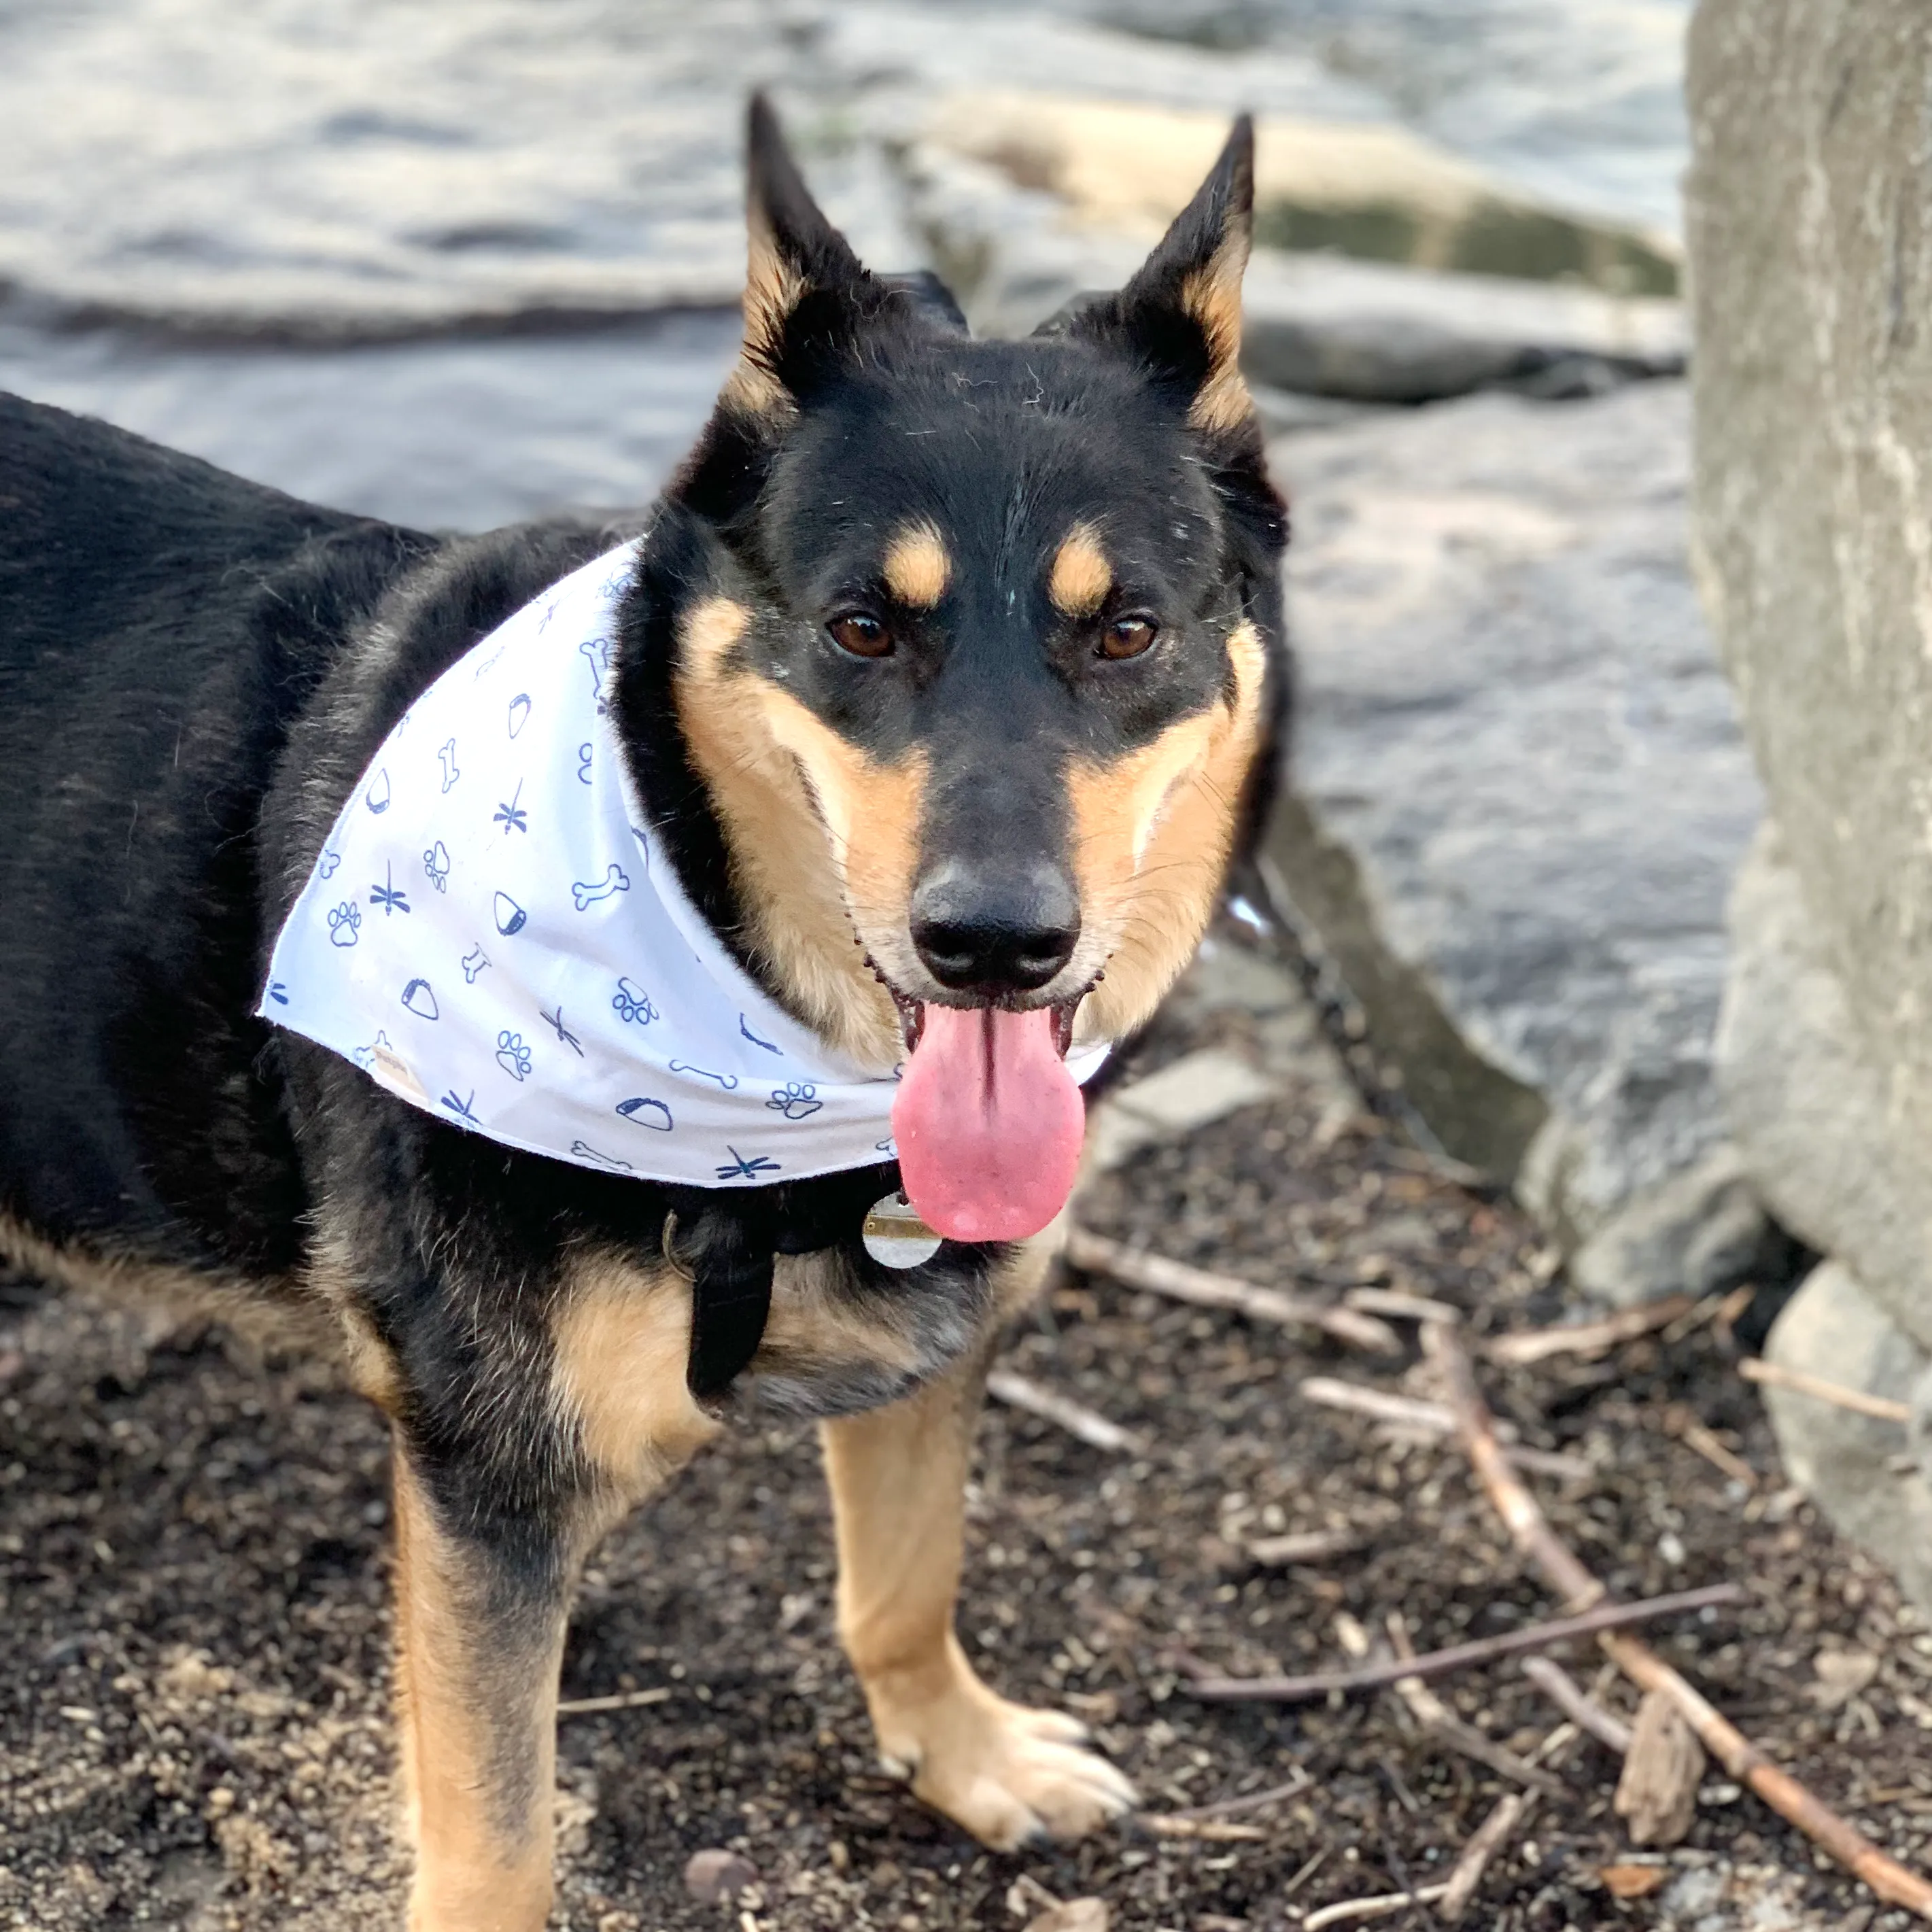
left=910, top=861, right=1081, bottom=995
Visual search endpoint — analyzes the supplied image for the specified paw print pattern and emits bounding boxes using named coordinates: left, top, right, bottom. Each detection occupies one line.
left=612, top=977, right=657, bottom=1026
left=423, top=841, right=451, bottom=892
left=495, top=1030, right=532, bottom=1082
left=766, top=1082, right=822, bottom=1121
left=328, top=901, right=362, bottom=948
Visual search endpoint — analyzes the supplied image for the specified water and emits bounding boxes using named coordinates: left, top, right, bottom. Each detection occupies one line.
left=0, top=0, right=1691, bottom=530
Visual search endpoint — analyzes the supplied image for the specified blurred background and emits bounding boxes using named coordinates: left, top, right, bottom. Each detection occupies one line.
left=0, top=0, right=1689, bottom=528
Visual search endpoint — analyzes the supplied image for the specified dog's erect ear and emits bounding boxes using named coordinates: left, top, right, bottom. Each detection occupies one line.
left=1051, top=115, right=1256, bottom=435
left=728, top=93, right=877, bottom=414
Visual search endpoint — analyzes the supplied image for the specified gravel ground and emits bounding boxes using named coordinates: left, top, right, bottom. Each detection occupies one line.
left=3, top=929, right=1929, bottom=1931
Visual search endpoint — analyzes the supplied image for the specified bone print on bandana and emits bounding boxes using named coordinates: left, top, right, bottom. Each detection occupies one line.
left=258, top=539, right=1109, bottom=1189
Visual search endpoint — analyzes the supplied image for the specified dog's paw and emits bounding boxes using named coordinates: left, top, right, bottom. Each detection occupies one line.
left=873, top=1668, right=1137, bottom=1850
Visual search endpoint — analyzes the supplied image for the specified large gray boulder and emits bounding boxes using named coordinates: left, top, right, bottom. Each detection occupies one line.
left=1689, top=0, right=1932, bottom=1598
left=1263, top=379, right=1765, bottom=1303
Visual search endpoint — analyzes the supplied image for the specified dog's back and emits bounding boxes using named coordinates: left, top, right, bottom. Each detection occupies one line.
left=0, top=396, right=429, bottom=1277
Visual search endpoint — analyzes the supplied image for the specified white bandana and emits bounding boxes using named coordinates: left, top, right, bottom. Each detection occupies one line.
left=258, top=539, right=1108, bottom=1190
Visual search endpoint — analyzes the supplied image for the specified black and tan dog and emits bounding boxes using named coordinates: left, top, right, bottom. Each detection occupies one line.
left=0, top=100, right=1286, bottom=1929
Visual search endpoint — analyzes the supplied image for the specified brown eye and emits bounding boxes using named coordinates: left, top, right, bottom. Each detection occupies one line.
left=1100, top=615, right=1158, bottom=660
left=828, top=612, right=893, bottom=659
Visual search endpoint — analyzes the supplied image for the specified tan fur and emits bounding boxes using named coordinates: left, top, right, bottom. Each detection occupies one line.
left=821, top=1238, right=1135, bottom=1849
left=1048, top=523, right=1113, bottom=618
left=674, top=600, right=922, bottom=1068
left=392, top=1446, right=560, bottom=1932
left=549, top=1256, right=721, bottom=1496
left=1180, top=235, right=1255, bottom=436
left=1070, top=618, right=1268, bottom=1040
left=721, top=205, right=805, bottom=418
left=0, top=1213, right=340, bottom=1362
left=881, top=521, right=952, bottom=608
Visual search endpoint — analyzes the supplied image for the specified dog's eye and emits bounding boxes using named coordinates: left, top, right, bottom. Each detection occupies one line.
left=828, top=612, right=893, bottom=659
left=1099, top=615, right=1158, bottom=661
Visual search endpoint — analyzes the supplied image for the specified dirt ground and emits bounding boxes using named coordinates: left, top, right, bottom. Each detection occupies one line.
left=4, top=929, right=1930, bottom=1931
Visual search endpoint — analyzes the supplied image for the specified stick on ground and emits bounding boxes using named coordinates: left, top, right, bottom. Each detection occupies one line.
left=987, top=1370, right=1143, bottom=1453
left=1740, top=1356, right=1912, bottom=1424
left=1065, top=1229, right=1402, bottom=1355
left=1436, top=1792, right=1529, bottom=1924
left=1485, top=1294, right=1697, bottom=1366
left=1424, top=1321, right=1932, bottom=1922
left=1519, top=1655, right=1634, bottom=1754
left=1183, top=1584, right=1739, bottom=1706
left=1298, top=1377, right=1592, bottom=1481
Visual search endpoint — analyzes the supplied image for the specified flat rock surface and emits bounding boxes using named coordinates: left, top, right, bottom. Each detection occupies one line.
left=1264, top=378, right=1764, bottom=1297
left=1, top=928, right=1922, bottom=1931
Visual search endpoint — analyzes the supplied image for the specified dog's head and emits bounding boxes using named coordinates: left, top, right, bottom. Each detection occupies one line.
left=623, top=97, right=1286, bottom=1241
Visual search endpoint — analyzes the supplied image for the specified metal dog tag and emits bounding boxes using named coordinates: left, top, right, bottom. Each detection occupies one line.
left=863, top=1192, right=943, bottom=1270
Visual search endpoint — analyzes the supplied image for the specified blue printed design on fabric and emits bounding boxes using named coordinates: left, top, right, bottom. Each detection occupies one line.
left=438, top=740, right=460, bottom=793
left=493, top=891, right=527, bottom=935
left=612, top=978, right=657, bottom=1026
left=328, top=901, right=362, bottom=948
left=441, top=1088, right=481, bottom=1125
left=366, top=769, right=392, bottom=814
left=572, top=865, right=627, bottom=910
left=580, top=636, right=613, bottom=714
left=740, top=1014, right=782, bottom=1054
left=461, top=946, right=489, bottom=984
left=317, top=848, right=342, bottom=880
left=670, top=1060, right=737, bottom=1091
left=615, top=1096, right=673, bottom=1131
left=577, top=742, right=593, bottom=784
left=401, top=978, right=438, bottom=1020
left=495, top=1031, right=532, bottom=1082
left=541, top=1005, right=584, bottom=1056
left=424, top=842, right=451, bottom=893
left=767, top=1082, right=821, bottom=1121
left=494, top=780, right=529, bottom=835
left=508, top=693, right=532, bottom=739
left=353, top=1030, right=394, bottom=1071
left=716, top=1148, right=780, bottom=1180
left=370, top=863, right=411, bottom=916
left=266, top=980, right=289, bottom=1006
left=571, top=1139, right=633, bottom=1172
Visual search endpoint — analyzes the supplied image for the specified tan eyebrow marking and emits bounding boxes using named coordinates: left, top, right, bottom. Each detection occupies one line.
left=1049, top=523, right=1113, bottom=618
left=880, top=521, right=951, bottom=608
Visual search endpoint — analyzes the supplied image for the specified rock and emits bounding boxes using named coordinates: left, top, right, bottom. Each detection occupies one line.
left=1717, top=829, right=1932, bottom=1353
left=1759, top=1262, right=1932, bottom=1612
left=1085, top=1048, right=1281, bottom=1173
left=1022, top=1901, right=1109, bottom=1932
left=901, top=134, right=1686, bottom=403
left=683, top=1848, right=759, bottom=1903
left=1261, top=379, right=1767, bottom=1302
left=923, top=92, right=1680, bottom=297
left=1691, top=2, right=1932, bottom=1610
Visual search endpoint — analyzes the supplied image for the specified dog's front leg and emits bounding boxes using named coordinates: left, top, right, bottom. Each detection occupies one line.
left=821, top=1340, right=1137, bottom=1849
left=390, top=1434, right=574, bottom=1932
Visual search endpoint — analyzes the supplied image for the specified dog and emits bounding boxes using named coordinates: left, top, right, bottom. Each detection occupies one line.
left=0, top=97, right=1286, bottom=1930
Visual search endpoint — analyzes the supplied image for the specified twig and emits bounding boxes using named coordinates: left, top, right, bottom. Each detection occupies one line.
left=1485, top=1294, right=1697, bottom=1365
left=1344, top=1287, right=1464, bottom=1326
left=1154, top=1773, right=1311, bottom=1821
left=1740, top=1356, right=1912, bottom=1425
left=1424, top=1320, right=1932, bottom=1922
left=1183, top=1585, right=1740, bottom=1706
left=1137, top=1814, right=1270, bottom=1841
left=1519, top=1655, right=1634, bottom=1754
left=987, top=1370, right=1143, bottom=1453
left=1065, top=1228, right=1401, bottom=1355
left=1299, top=1378, right=1592, bottom=1481
left=1381, top=1612, right=1562, bottom=1795
left=555, top=1687, right=672, bottom=1717
left=1436, top=1792, right=1529, bottom=1923
left=1662, top=1403, right=1759, bottom=1488
left=1301, top=1884, right=1450, bottom=1930
left=1246, top=1527, right=1365, bottom=1566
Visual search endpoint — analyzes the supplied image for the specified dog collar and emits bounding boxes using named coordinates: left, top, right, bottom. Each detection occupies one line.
left=258, top=538, right=1109, bottom=1193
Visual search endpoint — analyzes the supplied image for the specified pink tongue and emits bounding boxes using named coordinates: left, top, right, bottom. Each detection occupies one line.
left=893, top=1005, right=1084, bottom=1244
